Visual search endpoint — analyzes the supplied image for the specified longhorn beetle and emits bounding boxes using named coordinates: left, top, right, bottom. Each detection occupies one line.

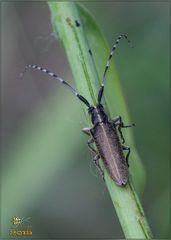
left=21, top=34, right=134, bottom=186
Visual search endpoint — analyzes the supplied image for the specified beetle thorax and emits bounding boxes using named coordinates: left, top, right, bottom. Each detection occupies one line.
left=88, top=104, right=108, bottom=125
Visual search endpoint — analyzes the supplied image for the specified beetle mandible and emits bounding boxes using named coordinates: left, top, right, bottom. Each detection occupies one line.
left=21, top=34, right=134, bottom=186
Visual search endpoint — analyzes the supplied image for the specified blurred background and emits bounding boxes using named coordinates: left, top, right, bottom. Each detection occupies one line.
left=1, top=2, right=169, bottom=239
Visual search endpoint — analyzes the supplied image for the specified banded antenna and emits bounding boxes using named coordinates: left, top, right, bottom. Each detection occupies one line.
left=20, top=64, right=91, bottom=108
left=98, top=34, right=133, bottom=104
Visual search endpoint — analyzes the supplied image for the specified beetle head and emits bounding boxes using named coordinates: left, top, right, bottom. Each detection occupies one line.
left=88, top=104, right=108, bottom=125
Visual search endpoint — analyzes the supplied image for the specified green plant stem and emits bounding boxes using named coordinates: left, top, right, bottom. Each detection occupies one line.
left=48, top=2, right=153, bottom=239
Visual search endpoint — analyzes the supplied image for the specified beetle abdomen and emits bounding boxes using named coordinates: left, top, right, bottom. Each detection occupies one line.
left=91, top=122, right=128, bottom=185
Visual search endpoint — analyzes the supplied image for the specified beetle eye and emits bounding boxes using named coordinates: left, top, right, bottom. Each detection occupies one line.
left=88, top=106, right=94, bottom=113
left=98, top=104, right=103, bottom=109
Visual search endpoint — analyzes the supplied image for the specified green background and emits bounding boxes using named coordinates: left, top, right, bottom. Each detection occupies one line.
left=1, top=2, right=169, bottom=239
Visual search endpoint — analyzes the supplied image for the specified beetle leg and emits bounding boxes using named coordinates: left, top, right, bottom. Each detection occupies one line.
left=82, top=127, right=92, bottom=136
left=86, top=138, right=105, bottom=181
left=112, top=116, right=135, bottom=144
left=122, top=145, right=130, bottom=167
left=83, top=127, right=104, bottom=181
left=94, top=155, right=105, bottom=182
left=83, top=127, right=97, bottom=152
left=83, top=128, right=96, bottom=152
left=87, top=137, right=97, bottom=153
